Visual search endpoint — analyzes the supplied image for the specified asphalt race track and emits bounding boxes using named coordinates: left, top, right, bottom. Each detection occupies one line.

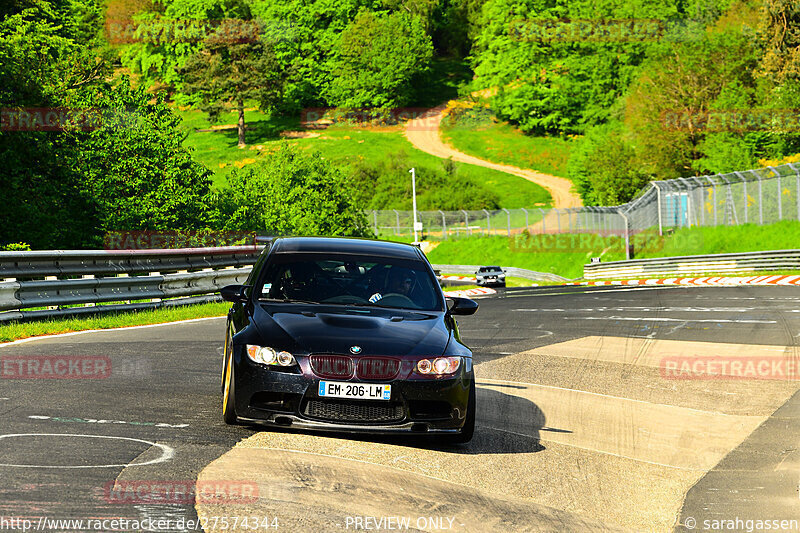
left=2, top=284, right=800, bottom=532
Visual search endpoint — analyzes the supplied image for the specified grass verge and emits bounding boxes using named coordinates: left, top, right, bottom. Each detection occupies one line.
left=0, top=302, right=229, bottom=343
left=441, top=110, right=574, bottom=178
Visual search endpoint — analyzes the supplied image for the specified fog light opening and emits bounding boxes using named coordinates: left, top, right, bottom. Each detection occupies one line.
left=410, top=423, right=429, bottom=432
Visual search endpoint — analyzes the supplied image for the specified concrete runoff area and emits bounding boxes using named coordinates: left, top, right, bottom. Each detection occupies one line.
left=199, top=330, right=800, bottom=532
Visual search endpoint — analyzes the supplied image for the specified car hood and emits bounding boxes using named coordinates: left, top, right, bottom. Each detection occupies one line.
left=252, top=304, right=451, bottom=357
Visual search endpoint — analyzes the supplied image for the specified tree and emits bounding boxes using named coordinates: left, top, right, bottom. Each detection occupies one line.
left=325, top=11, right=433, bottom=109
left=221, top=144, right=372, bottom=238
left=470, top=0, right=736, bottom=134
left=72, top=79, right=214, bottom=241
left=180, top=18, right=285, bottom=147
left=0, top=4, right=215, bottom=248
left=622, top=29, right=762, bottom=178
left=758, top=0, right=800, bottom=83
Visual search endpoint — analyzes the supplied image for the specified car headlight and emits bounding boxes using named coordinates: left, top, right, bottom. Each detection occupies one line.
left=415, top=356, right=460, bottom=376
left=246, top=345, right=296, bottom=367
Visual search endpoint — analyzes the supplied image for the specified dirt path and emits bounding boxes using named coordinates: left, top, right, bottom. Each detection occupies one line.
left=404, top=105, right=583, bottom=209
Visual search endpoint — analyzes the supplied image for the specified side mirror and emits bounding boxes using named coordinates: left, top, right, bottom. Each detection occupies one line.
left=220, top=284, right=250, bottom=303
left=446, top=297, right=479, bottom=316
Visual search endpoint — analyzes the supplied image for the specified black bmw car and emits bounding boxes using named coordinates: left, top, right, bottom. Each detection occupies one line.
left=219, top=237, right=479, bottom=442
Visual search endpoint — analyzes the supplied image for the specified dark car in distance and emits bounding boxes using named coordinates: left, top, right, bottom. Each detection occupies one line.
left=220, top=237, right=479, bottom=442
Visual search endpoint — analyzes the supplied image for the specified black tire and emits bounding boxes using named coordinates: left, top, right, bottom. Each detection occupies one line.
left=222, top=350, right=238, bottom=425
left=447, top=380, right=475, bottom=444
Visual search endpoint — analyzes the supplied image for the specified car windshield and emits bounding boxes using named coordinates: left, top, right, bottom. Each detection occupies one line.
left=257, top=253, right=443, bottom=311
left=479, top=266, right=502, bottom=272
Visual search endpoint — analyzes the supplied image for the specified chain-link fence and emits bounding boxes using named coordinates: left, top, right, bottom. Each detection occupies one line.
left=367, top=163, right=800, bottom=258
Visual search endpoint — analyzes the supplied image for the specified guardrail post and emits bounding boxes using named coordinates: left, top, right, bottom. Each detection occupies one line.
left=503, top=208, right=511, bottom=236
left=150, top=272, right=161, bottom=302
left=483, top=209, right=490, bottom=235
left=439, top=210, right=447, bottom=240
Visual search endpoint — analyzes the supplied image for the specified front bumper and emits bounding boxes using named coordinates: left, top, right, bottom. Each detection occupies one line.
left=232, top=352, right=472, bottom=434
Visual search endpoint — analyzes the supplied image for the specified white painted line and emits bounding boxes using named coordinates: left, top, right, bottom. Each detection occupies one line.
left=27, top=415, right=188, bottom=428
left=0, top=316, right=226, bottom=348
left=0, top=434, right=174, bottom=468
left=564, top=316, right=776, bottom=324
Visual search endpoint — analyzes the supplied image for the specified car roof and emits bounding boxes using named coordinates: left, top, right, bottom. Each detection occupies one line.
left=270, top=237, right=423, bottom=260
left=481, top=265, right=502, bottom=269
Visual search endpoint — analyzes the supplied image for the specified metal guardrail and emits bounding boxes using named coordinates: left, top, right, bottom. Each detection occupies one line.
left=583, top=250, right=800, bottom=280
left=0, top=246, right=260, bottom=323
left=432, top=264, right=568, bottom=283
left=0, top=246, right=260, bottom=279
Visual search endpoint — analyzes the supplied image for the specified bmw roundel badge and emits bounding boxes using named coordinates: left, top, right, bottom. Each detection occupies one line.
left=350, top=346, right=362, bottom=355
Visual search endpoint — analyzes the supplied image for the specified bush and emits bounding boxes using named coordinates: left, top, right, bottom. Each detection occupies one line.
left=346, top=151, right=501, bottom=210
left=221, top=144, right=372, bottom=237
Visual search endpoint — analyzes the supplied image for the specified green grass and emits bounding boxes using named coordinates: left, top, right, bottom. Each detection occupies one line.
left=629, top=221, right=800, bottom=258
left=428, top=237, right=589, bottom=279
left=585, top=269, right=800, bottom=281
left=177, top=107, right=552, bottom=207
left=441, top=112, right=574, bottom=178
left=426, top=220, right=800, bottom=279
left=0, top=302, right=229, bottom=343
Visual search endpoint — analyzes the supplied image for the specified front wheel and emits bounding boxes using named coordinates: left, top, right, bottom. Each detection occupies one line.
left=222, top=350, right=238, bottom=425
left=447, top=380, right=475, bottom=444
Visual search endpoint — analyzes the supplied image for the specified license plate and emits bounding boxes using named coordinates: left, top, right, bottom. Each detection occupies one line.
left=318, top=381, right=391, bottom=401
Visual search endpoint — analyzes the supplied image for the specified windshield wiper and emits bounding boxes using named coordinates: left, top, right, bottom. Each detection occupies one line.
left=258, top=297, right=319, bottom=305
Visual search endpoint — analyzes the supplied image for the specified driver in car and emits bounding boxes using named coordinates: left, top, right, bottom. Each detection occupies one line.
left=369, top=267, right=416, bottom=304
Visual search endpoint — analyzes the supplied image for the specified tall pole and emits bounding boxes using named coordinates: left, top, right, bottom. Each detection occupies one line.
left=410, top=168, right=418, bottom=242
